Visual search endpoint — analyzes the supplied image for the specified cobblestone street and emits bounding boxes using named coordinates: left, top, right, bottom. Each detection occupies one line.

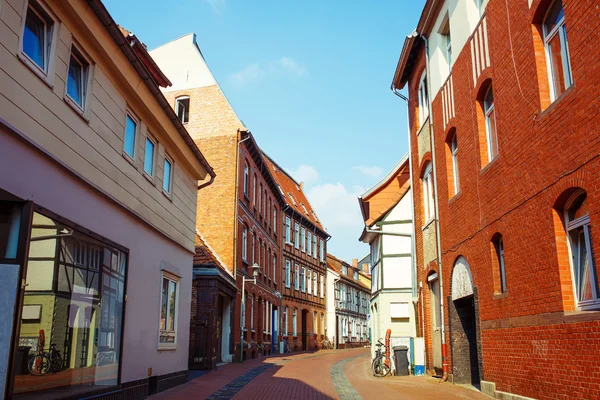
left=153, top=348, right=488, bottom=400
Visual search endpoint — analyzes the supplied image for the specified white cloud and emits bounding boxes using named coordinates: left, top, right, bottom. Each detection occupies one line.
left=277, top=57, right=306, bottom=77
left=229, top=57, right=307, bottom=88
left=293, top=164, right=320, bottom=186
left=352, top=165, right=384, bottom=178
left=204, top=0, right=226, bottom=13
left=307, top=183, right=363, bottom=229
left=229, top=63, right=264, bottom=87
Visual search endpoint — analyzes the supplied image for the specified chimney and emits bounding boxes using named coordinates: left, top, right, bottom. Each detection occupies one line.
left=352, top=258, right=358, bottom=269
left=362, top=263, right=370, bottom=274
left=299, top=182, right=304, bottom=190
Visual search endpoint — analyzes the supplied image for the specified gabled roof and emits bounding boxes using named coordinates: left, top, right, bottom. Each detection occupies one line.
left=262, top=152, right=329, bottom=237
left=194, top=230, right=226, bottom=269
left=327, top=254, right=371, bottom=291
left=358, top=154, right=410, bottom=228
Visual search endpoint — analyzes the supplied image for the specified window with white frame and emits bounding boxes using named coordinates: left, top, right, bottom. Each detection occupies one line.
left=285, top=217, right=291, bottom=244
left=159, top=272, right=179, bottom=347
left=353, top=270, right=358, bottom=280
left=66, top=46, right=89, bottom=111
left=319, top=239, right=324, bottom=262
left=313, top=271, right=317, bottom=295
left=124, top=114, right=137, bottom=159
left=320, top=274, right=324, bottom=298
left=243, top=162, right=249, bottom=197
left=251, top=294, right=255, bottom=330
left=301, top=227, right=306, bottom=252
left=483, top=86, right=498, bottom=161
left=313, top=236, right=318, bottom=259
left=294, top=264, right=300, bottom=290
left=313, top=312, right=317, bottom=334
left=307, top=269, right=312, bottom=294
left=320, top=313, right=324, bottom=334
left=307, top=232, right=312, bottom=256
left=144, top=136, right=156, bottom=177
left=342, top=265, right=348, bottom=275
left=242, top=225, right=248, bottom=262
left=294, top=222, right=300, bottom=249
left=493, top=234, right=507, bottom=293
left=251, top=233, right=255, bottom=264
left=422, top=163, right=435, bottom=223
left=302, top=267, right=307, bottom=292
left=285, top=260, right=291, bottom=288
left=564, top=190, right=599, bottom=309
left=176, top=96, right=190, bottom=124
left=273, top=207, right=277, bottom=234
left=440, top=15, right=452, bottom=72
left=163, top=155, right=173, bottom=194
left=418, top=71, right=429, bottom=125
left=293, top=308, right=297, bottom=336
left=21, top=1, right=56, bottom=76
left=273, top=255, right=276, bottom=282
left=450, top=133, right=459, bottom=195
left=242, top=293, right=247, bottom=330
left=253, top=174, right=257, bottom=205
left=543, top=0, right=572, bottom=101
left=283, top=306, right=288, bottom=335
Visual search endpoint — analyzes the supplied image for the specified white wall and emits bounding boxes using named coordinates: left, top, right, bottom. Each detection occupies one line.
left=326, top=269, right=339, bottom=342
left=381, top=188, right=413, bottom=290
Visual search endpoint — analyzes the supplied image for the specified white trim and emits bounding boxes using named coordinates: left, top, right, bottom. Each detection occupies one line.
left=158, top=272, right=180, bottom=350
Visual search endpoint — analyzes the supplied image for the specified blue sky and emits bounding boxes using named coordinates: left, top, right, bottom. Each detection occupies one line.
left=103, top=0, right=424, bottom=262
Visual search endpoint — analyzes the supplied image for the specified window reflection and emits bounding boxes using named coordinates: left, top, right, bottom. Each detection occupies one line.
left=13, top=212, right=126, bottom=399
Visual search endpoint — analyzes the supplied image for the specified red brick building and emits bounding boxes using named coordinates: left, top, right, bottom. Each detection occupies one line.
left=263, top=154, right=330, bottom=351
left=392, top=0, right=600, bottom=398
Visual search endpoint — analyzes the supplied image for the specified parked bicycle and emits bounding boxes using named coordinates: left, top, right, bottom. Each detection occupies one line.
left=322, top=337, right=334, bottom=350
left=371, top=338, right=391, bottom=377
left=28, top=343, right=63, bottom=376
left=282, top=338, right=291, bottom=353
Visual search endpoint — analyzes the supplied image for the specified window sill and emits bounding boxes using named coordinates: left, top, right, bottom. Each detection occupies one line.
left=143, top=171, right=155, bottom=184
left=480, top=154, right=500, bottom=174
left=576, top=299, right=600, bottom=312
left=448, top=191, right=462, bottom=205
left=162, top=189, right=173, bottom=202
left=493, top=292, right=508, bottom=300
left=64, top=95, right=90, bottom=123
left=157, top=345, right=177, bottom=352
left=122, top=151, right=136, bottom=167
left=416, top=116, right=430, bottom=137
left=421, top=218, right=435, bottom=231
left=540, top=84, right=575, bottom=118
left=18, top=52, right=54, bottom=89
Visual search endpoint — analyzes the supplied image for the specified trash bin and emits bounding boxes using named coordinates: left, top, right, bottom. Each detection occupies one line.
left=393, top=345, right=409, bottom=376
left=15, top=346, right=31, bottom=375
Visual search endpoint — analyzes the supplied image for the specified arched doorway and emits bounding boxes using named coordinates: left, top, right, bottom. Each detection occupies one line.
left=301, top=310, right=308, bottom=351
left=449, top=256, right=481, bottom=386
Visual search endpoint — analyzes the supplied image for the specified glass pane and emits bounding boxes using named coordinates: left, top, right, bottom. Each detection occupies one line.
left=144, top=138, right=154, bottom=176
left=23, top=9, right=45, bottom=69
left=124, top=116, right=136, bottom=157
left=67, top=55, right=83, bottom=106
left=169, top=280, right=177, bottom=332
left=544, top=0, right=564, bottom=34
left=163, top=159, right=172, bottom=192
left=548, top=33, right=566, bottom=98
left=0, top=202, right=23, bottom=259
left=576, top=229, right=593, bottom=301
left=487, top=108, right=498, bottom=159
left=484, top=87, right=494, bottom=112
left=161, top=278, right=168, bottom=331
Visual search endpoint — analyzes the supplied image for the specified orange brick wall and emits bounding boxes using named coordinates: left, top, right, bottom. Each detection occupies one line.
left=405, top=0, right=600, bottom=397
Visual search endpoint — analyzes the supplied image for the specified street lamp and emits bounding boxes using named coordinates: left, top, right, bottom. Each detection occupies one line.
left=240, top=263, right=261, bottom=362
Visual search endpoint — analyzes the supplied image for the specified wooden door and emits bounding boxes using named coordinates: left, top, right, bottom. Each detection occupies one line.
left=429, top=279, right=442, bottom=369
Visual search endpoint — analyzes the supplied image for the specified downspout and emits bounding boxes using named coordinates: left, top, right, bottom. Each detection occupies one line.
left=420, top=33, right=449, bottom=383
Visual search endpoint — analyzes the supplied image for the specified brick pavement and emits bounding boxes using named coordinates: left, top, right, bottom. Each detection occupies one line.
left=153, top=348, right=490, bottom=400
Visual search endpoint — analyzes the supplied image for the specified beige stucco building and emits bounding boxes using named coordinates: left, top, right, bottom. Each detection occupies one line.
left=0, top=1, right=214, bottom=399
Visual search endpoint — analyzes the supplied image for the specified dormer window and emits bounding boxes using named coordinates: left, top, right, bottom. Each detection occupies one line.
left=176, top=96, right=190, bottom=124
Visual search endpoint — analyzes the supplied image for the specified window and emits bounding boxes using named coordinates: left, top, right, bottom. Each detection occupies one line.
left=543, top=0, right=572, bottom=101
left=124, top=114, right=137, bottom=159
left=22, top=1, right=55, bottom=75
left=259, top=184, right=263, bottom=212
left=319, top=239, right=324, bottom=262
left=273, top=255, right=276, bottom=282
left=144, top=137, right=155, bottom=177
left=320, top=274, right=324, bottom=298
left=307, top=269, right=312, bottom=294
left=176, top=96, right=190, bottom=124
left=422, top=163, right=435, bottom=223
left=66, top=47, right=89, bottom=110
left=251, top=295, right=255, bottom=330
left=160, top=273, right=179, bottom=347
left=302, top=267, right=307, bottom=292
left=242, top=293, right=247, bottom=330
left=313, top=271, right=318, bottom=295
left=320, top=313, right=325, bottom=334
left=163, top=156, right=173, bottom=194
left=492, top=234, right=507, bottom=293
left=251, top=234, right=255, bottom=264
left=293, top=308, right=297, bottom=336
left=483, top=86, right=498, bottom=161
left=440, top=15, right=452, bottom=72
left=242, top=225, right=248, bottom=262
left=342, top=265, right=348, bottom=275
left=283, top=307, right=288, bottom=335
left=449, top=133, right=459, bottom=195
left=285, top=217, right=292, bottom=244
left=285, top=260, right=291, bottom=288
left=294, top=222, right=300, bottom=249
left=295, top=264, right=300, bottom=290
left=253, top=174, right=257, bottom=205
left=353, top=270, right=358, bottom=280
left=307, top=232, right=312, bottom=256
left=273, top=207, right=277, bottom=234
left=418, top=71, right=429, bottom=125
left=301, top=227, right=306, bottom=252
left=243, top=162, right=249, bottom=197
left=313, top=312, right=317, bottom=334
left=564, top=191, right=598, bottom=308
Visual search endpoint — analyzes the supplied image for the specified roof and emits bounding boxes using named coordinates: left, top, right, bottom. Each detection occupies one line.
left=358, top=154, right=410, bottom=229
left=327, top=254, right=371, bottom=291
left=242, top=132, right=286, bottom=207
left=194, top=230, right=227, bottom=270
left=87, top=0, right=215, bottom=180
left=262, top=152, right=329, bottom=237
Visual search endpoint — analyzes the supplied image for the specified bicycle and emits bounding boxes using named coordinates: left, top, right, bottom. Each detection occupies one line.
left=28, top=343, right=63, bottom=376
left=371, top=338, right=391, bottom=377
left=322, top=338, right=334, bottom=350
left=282, top=338, right=291, bottom=353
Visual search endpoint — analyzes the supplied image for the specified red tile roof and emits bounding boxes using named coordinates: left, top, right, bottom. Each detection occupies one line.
left=262, top=152, right=327, bottom=235
left=194, top=231, right=225, bottom=269
left=327, top=254, right=371, bottom=291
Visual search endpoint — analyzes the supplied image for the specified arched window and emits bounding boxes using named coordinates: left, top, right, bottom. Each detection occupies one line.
left=242, top=224, right=248, bottom=262
left=422, top=163, right=435, bottom=223
left=448, top=132, right=459, bottom=196
left=564, top=190, right=598, bottom=307
left=483, top=86, right=498, bottom=161
left=543, top=0, right=572, bottom=101
left=491, top=233, right=506, bottom=293
left=175, top=96, right=190, bottom=123
left=243, top=162, right=249, bottom=197
left=418, top=71, right=429, bottom=126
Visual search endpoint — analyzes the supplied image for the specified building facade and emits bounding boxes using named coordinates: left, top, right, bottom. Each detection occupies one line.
left=392, top=0, right=600, bottom=398
left=358, top=156, right=419, bottom=360
left=263, top=154, right=329, bottom=351
left=151, top=34, right=284, bottom=364
left=0, top=1, right=214, bottom=399
left=326, top=255, right=370, bottom=349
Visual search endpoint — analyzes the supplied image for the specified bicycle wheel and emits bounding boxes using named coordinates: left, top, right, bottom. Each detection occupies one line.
left=28, top=355, right=50, bottom=376
left=371, top=355, right=391, bottom=377
left=51, top=353, right=63, bottom=373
